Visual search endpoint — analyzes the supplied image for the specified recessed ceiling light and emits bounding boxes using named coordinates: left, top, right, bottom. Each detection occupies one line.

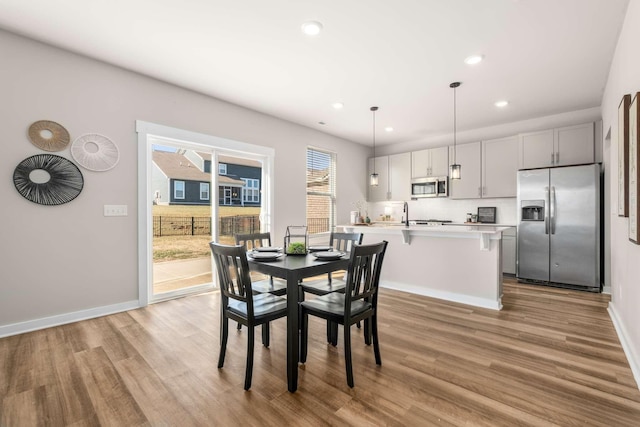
left=384, top=127, right=394, bottom=132
left=464, top=55, right=484, bottom=65
left=332, top=102, right=344, bottom=109
left=301, top=21, right=323, bottom=36
left=494, top=100, right=509, bottom=108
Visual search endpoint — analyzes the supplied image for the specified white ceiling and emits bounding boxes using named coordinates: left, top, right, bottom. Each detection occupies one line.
left=0, top=0, right=629, bottom=147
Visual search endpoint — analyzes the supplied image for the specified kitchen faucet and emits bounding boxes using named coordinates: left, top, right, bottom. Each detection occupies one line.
left=403, top=201, right=409, bottom=227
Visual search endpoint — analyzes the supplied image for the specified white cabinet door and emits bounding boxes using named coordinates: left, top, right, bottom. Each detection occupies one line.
left=519, top=129, right=554, bottom=169
left=502, top=228, right=516, bottom=275
left=482, top=136, right=518, bottom=198
left=450, top=142, right=481, bottom=199
left=554, top=122, right=594, bottom=166
left=368, top=156, right=389, bottom=202
left=411, top=149, right=430, bottom=178
left=388, top=152, right=411, bottom=201
left=430, top=146, right=450, bottom=176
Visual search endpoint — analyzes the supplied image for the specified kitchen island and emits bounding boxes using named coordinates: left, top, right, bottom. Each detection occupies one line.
left=340, top=224, right=513, bottom=310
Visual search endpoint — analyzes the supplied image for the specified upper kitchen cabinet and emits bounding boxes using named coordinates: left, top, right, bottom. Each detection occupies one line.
left=411, top=146, right=449, bottom=178
left=482, top=136, right=518, bottom=198
left=519, top=122, right=595, bottom=169
left=368, top=153, right=411, bottom=202
left=449, top=141, right=482, bottom=199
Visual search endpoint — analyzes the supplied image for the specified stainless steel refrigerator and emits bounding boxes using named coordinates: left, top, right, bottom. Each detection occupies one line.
left=517, top=164, right=600, bottom=291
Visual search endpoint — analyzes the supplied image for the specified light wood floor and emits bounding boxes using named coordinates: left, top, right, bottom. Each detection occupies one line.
left=2, top=278, right=640, bottom=426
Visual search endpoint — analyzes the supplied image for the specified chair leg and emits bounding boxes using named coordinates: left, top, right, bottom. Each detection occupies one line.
left=330, top=322, right=338, bottom=346
left=244, top=327, right=255, bottom=390
left=300, top=312, right=308, bottom=363
left=218, top=316, right=229, bottom=368
left=262, top=322, right=270, bottom=347
left=344, top=324, right=354, bottom=388
left=364, top=318, right=371, bottom=345
left=372, top=314, right=381, bottom=366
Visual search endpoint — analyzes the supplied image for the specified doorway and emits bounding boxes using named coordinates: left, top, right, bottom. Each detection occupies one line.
left=136, top=121, right=274, bottom=305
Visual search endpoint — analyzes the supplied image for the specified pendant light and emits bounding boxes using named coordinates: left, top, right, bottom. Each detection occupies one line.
left=370, top=106, right=379, bottom=186
left=450, top=82, right=462, bottom=180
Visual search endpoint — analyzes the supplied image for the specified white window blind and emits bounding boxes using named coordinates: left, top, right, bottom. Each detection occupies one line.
left=306, top=147, right=336, bottom=234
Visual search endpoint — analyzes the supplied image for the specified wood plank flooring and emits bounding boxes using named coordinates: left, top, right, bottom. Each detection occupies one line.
left=2, top=278, right=640, bottom=426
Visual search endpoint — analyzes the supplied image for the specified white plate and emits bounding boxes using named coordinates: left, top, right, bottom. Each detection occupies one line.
left=249, top=252, right=283, bottom=261
left=312, top=251, right=346, bottom=260
left=253, top=247, right=282, bottom=252
left=309, top=245, right=333, bottom=252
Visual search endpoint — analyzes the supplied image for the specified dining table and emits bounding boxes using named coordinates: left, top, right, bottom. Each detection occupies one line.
left=247, top=251, right=350, bottom=392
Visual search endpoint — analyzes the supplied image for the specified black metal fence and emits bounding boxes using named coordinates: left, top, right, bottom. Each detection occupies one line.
left=152, top=215, right=329, bottom=237
left=153, top=215, right=260, bottom=237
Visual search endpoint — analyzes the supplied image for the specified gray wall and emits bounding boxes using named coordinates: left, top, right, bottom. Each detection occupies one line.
left=0, top=29, right=369, bottom=330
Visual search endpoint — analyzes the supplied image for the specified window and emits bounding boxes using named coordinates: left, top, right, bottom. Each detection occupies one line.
left=242, top=178, right=260, bottom=203
left=219, top=163, right=227, bottom=175
left=306, top=147, right=336, bottom=234
left=200, top=182, right=210, bottom=200
left=174, top=180, right=185, bottom=199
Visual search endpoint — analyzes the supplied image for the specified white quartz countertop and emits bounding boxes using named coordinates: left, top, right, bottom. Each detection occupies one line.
left=339, top=224, right=512, bottom=249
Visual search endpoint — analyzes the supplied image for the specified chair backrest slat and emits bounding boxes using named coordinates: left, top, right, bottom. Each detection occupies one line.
left=330, top=232, right=363, bottom=252
left=210, top=242, right=255, bottom=314
left=344, top=241, right=388, bottom=317
left=235, top=232, right=272, bottom=250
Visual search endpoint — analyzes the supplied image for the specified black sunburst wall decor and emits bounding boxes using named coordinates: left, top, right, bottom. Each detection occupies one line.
left=13, top=154, right=84, bottom=205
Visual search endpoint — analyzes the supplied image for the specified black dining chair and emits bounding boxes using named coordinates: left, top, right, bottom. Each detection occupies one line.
left=301, top=232, right=363, bottom=296
left=299, top=240, right=388, bottom=388
left=235, top=232, right=287, bottom=296
left=210, top=242, right=288, bottom=391
left=300, top=232, right=363, bottom=344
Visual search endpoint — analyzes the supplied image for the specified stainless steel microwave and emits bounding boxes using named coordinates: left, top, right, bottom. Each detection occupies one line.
left=411, top=176, right=448, bottom=198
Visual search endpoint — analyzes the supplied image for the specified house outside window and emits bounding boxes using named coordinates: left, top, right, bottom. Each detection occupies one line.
left=200, top=182, right=210, bottom=200
left=174, top=180, right=185, bottom=199
left=306, top=147, right=336, bottom=234
left=242, top=178, right=260, bottom=203
left=219, top=163, right=227, bottom=175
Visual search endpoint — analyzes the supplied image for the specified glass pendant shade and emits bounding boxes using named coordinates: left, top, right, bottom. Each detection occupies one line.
left=370, top=172, right=379, bottom=186
left=450, top=163, right=461, bottom=180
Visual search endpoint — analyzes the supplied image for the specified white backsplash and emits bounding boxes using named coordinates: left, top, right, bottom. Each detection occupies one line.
left=367, top=197, right=517, bottom=225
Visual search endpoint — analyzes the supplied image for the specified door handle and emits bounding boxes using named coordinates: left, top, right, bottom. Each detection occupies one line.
left=544, top=186, right=550, bottom=235
left=555, top=152, right=559, bottom=164
left=550, top=186, right=556, bottom=234
left=551, top=152, right=555, bottom=165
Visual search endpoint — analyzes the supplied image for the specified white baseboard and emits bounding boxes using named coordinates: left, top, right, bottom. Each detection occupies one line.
left=608, top=302, right=640, bottom=391
left=0, top=300, right=140, bottom=339
left=602, top=285, right=612, bottom=294
left=380, top=281, right=502, bottom=311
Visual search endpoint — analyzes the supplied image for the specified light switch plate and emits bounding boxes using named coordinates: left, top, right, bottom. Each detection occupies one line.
left=104, top=205, right=128, bottom=216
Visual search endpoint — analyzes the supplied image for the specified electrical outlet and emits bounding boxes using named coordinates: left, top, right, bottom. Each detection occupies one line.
left=104, top=205, right=128, bottom=216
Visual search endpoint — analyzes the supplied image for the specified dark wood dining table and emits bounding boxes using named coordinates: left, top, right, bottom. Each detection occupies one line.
left=247, top=252, right=350, bottom=392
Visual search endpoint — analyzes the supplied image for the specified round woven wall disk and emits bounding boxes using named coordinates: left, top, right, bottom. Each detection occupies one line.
left=13, top=154, right=84, bottom=206
left=28, top=120, right=70, bottom=152
left=71, top=133, right=119, bottom=171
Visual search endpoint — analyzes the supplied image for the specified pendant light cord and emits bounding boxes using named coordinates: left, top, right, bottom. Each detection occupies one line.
left=371, top=106, right=378, bottom=172
left=453, top=85, right=457, bottom=164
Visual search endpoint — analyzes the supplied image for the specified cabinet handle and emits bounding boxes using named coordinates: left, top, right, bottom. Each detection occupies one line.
left=483, top=186, right=486, bottom=196
left=555, top=152, right=559, bottom=164
left=551, top=152, right=555, bottom=164
left=478, top=187, right=482, bottom=196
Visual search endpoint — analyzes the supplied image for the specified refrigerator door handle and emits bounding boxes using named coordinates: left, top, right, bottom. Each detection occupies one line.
left=545, top=186, right=550, bottom=234
left=550, top=186, right=556, bottom=235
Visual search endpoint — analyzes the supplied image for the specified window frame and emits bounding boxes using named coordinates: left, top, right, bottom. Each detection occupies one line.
left=174, top=180, right=185, bottom=200
left=241, top=178, right=260, bottom=203
left=200, top=182, right=210, bottom=200
left=219, top=163, right=227, bottom=175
